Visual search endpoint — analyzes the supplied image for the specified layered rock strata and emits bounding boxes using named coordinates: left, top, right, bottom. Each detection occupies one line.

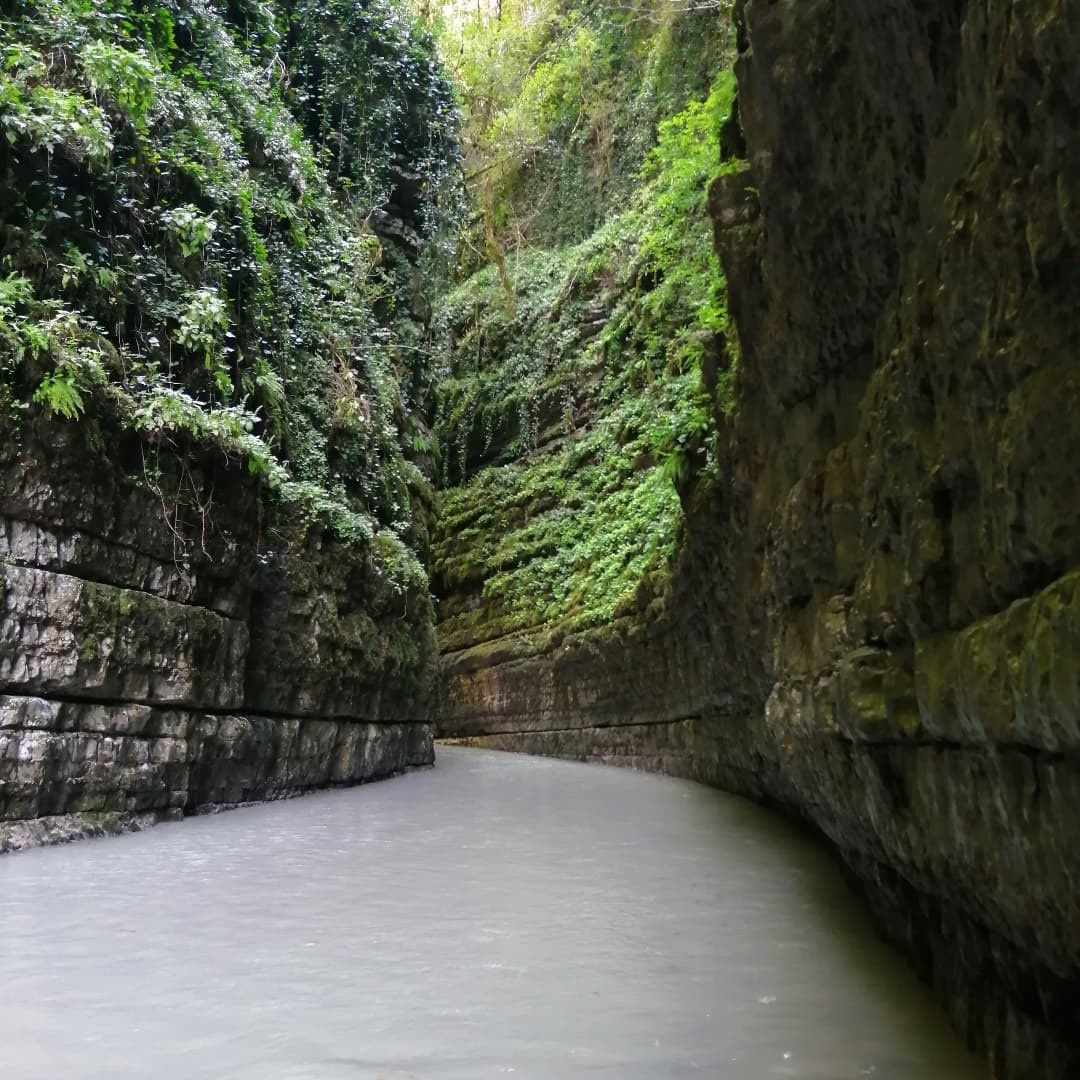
left=437, top=1, right=1080, bottom=1075
left=0, top=421, right=435, bottom=852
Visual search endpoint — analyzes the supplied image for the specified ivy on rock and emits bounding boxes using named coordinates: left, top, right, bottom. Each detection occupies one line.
left=430, top=3, right=740, bottom=646
left=0, top=0, right=462, bottom=585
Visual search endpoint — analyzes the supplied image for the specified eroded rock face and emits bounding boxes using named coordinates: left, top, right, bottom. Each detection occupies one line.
left=438, top=1, right=1080, bottom=1075
left=0, top=420, right=435, bottom=852
left=0, top=564, right=248, bottom=707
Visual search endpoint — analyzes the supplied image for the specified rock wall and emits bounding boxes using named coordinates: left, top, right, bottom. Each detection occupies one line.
left=438, top=1, right=1080, bottom=1076
left=0, top=419, right=435, bottom=853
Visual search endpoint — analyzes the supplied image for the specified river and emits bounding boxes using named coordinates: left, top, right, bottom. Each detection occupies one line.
left=0, top=746, right=983, bottom=1079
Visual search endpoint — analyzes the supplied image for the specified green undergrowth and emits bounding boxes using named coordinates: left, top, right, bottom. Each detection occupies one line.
left=429, top=0, right=732, bottom=262
left=0, top=0, right=459, bottom=588
left=433, top=67, right=738, bottom=648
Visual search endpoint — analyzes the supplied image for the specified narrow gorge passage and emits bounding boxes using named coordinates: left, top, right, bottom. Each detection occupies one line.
left=0, top=748, right=981, bottom=1080
left=2, top=0, right=1077, bottom=1075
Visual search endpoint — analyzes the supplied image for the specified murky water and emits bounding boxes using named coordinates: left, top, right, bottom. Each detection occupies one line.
left=0, top=747, right=983, bottom=1080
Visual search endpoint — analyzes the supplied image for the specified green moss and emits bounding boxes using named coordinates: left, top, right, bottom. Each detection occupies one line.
left=1, top=0, right=460, bottom=583
left=432, top=67, right=739, bottom=645
left=74, top=579, right=163, bottom=665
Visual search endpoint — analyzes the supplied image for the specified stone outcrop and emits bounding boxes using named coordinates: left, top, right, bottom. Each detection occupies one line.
left=0, top=418, right=435, bottom=853
left=437, top=1, right=1080, bottom=1076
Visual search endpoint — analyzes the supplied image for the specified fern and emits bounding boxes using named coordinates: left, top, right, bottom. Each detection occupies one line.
left=33, top=369, right=85, bottom=420
left=0, top=273, right=33, bottom=319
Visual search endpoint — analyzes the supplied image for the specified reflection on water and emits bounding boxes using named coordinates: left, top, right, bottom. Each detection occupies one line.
left=0, top=746, right=983, bottom=1079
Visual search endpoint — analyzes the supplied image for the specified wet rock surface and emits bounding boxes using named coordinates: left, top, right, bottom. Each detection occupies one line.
left=438, top=1, right=1080, bottom=1075
left=0, top=421, right=435, bottom=850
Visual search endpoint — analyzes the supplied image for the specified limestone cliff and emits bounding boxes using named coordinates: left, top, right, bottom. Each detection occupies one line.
left=0, top=416, right=434, bottom=851
left=0, top=0, right=457, bottom=848
left=436, top=1, right=1080, bottom=1075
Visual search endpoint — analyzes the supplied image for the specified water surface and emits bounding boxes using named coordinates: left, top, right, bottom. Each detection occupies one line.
left=0, top=746, right=984, bottom=1079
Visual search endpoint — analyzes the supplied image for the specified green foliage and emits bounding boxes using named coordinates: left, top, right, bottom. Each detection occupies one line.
left=629, top=68, right=737, bottom=385
left=161, top=205, right=217, bottom=259
left=33, top=366, right=85, bottom=419
left=434, top=384, right=687, bottom=644
left=435, top=68, right=736, bottom=479
left=0, top=47, right=113, bottom=162
left=0, top=272, right=33, bottom=317
left=432, top=59, right=739, bottom=643
left=0, top=0, right=461, bottom=583
left=81, top=39, right=156, bottom=129
left=281, top=0, right=462, bottom=238
left=428, top=0, right=731, bottom=261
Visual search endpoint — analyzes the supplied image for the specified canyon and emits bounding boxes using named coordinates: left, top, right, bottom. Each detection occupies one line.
left=437, top=2, right=1080, bottom=1077
left=1, top=2, right=1077, bottom=1078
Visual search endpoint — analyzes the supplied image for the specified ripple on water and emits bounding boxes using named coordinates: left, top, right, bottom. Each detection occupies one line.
left=0, top=747, right=983, bottom=1080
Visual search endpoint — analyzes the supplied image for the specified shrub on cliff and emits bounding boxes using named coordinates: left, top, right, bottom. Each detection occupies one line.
left=429, top=0, right=731, bottom=264
left=0, top=0, right=460, bottom=582
left=431, top=37, right=738, bottom=644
